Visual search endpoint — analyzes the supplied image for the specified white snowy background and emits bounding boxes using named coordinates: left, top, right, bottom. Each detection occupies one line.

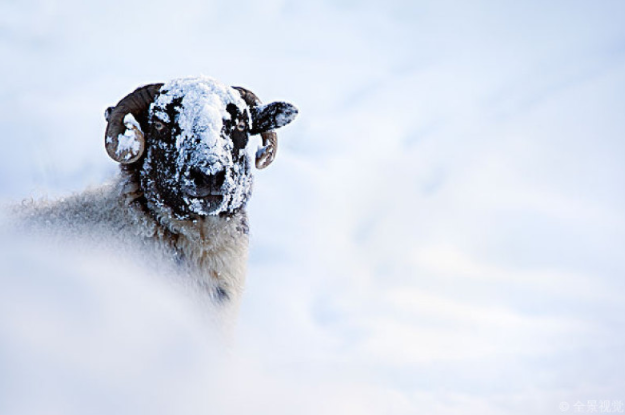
left=1, top=0, right=625, bottom=414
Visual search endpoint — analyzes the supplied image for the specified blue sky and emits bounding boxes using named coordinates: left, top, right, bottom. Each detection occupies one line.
left=1, top=1, right=625, bottom=413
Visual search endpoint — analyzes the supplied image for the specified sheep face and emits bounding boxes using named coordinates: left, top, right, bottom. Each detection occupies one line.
left=140, top=78, right=254, bottom=219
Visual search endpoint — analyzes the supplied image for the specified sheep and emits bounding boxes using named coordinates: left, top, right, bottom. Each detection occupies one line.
left=11, top=75, right=298, bottom=325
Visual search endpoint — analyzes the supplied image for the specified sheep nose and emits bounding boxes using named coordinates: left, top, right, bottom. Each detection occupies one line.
left=185, top=167, right=226, bottom=197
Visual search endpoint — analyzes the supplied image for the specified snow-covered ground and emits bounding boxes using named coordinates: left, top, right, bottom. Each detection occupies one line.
left=1, top=1, right=625, bottom=414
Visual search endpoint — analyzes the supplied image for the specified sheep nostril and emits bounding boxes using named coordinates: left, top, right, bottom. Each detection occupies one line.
left=186, top=167, right=226, bottom=196
left=213, top=170, right=226, bottom=188
left=188, top=167, right=208, bottom=188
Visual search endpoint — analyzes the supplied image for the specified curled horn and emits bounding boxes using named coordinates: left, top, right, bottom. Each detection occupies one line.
left=232, top=86, right=277, bottom=169
left=105, top=83, right=164, bottom=164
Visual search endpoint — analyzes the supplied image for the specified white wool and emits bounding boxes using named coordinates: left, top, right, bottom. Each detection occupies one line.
left=10, top=173, right=250, bottom=329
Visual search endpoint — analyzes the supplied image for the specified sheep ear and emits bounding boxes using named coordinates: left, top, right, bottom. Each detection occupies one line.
left=249, top=102, right=298, bottom=135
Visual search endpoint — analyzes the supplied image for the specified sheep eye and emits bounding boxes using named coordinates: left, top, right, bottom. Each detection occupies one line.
left=236, top=120, right=246, bottom=132
left=154, top=121, right=165, bottom=131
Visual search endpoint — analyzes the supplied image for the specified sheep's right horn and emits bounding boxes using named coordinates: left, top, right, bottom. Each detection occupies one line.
left=105, top=83, right=163, bottom=164
left=232, top=86, right=278, bottom=169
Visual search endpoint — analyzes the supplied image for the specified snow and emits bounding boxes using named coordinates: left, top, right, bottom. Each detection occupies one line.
left=273, top=104, right=298, bottom=128
left=123, top=113, right=141, bottom=131
left=2, top=1, right=625, bottom=414
left=116, top=135, right=138, bottom=159
left=116, top=114, right=142, bottom=157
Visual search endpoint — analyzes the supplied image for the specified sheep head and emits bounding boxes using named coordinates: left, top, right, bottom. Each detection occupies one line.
left=104, top=76, right=298, bottom=219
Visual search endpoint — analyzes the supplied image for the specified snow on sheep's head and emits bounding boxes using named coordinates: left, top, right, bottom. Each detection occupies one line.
left=104, top=76, right=298, bottom=219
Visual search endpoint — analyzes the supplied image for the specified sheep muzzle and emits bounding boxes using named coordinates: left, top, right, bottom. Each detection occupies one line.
left=182, top=168, right=226, bottom=198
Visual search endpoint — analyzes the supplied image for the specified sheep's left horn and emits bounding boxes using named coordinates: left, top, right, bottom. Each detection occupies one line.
left=105, top=83, right=163, bottom=164
left=232, top=86, right=278, bottom=169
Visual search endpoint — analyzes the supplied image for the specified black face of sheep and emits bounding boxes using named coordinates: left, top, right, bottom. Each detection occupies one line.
left=104, top=77, right=298, bottom=220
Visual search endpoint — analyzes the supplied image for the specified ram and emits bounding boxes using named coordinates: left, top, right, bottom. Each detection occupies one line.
left=14, top=76, right=298, bottom=322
